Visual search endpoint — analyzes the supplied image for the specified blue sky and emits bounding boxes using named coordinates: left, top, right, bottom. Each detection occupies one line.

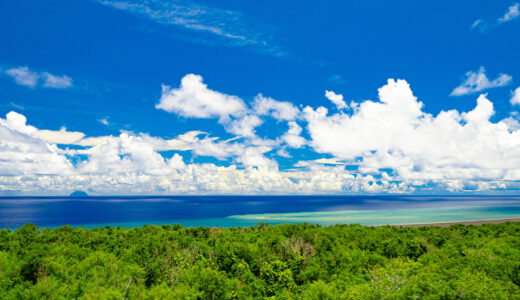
left=0, top=0, right=520, bottom=195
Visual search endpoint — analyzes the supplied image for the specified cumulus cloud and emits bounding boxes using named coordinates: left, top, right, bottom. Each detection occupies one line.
left=499, top=3, right=520, bottom=23
left=450, top=67, right=512, bottom=96
left=0, top=112, right=73, bottom=177
left=1, top=110, right=384, bottom=194
left=225, top=114, right=263, bottom=137
left=325, top=90, right=348, bottom=110
left=305, top=79, right=520, bottom=190
left=253, top=94, right=300, bottom=121
left=511, top=87, right=520, bottom=105
left=157, top=74, right=302, bottom=141
left=5, top=74, right=520, bottom=194
left=4, top=66, right=73, bottom=89
left=281, top=121, right=306, bottom=148
left=156, top=74, right=247, bottom=119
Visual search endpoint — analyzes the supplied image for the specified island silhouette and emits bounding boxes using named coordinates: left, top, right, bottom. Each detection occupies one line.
left=70, top=191, right=88, bottom=197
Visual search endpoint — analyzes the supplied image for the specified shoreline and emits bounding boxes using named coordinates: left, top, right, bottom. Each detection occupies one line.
left=380, top=218, right=520, bottom=227
left=4, top=218, right=520, bottom=230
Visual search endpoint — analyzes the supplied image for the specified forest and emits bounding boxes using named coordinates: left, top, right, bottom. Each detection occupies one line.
left=1, top=222, right=520, bottom=299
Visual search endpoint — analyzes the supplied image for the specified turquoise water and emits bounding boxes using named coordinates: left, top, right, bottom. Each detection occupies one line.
left=1, top=196, right=520, bottom=229
left=228, top=205, right=520, bottom=226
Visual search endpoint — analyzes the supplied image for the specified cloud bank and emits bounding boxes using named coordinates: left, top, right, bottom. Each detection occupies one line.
left=2, top=74, right=520, bottom=195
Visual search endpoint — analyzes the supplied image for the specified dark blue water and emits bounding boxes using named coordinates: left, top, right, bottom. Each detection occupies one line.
left=1, top=195, right=520, bottom=229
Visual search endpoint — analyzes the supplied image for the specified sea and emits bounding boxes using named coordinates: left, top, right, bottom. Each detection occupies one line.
left=1, top=195, right=520, bottom=230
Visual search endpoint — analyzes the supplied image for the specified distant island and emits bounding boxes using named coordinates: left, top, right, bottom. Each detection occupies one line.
left=69, top=191, right=88, bottom=197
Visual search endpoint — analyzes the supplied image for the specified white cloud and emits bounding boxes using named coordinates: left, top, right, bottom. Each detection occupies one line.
left=511, top=87, right=520, bottom=105
left=498, top=3, right=520, bottom=23
left=97, top=0, right=285, bottom=56
left=76, top=136, right=111, bottom=147
left=41, top=72, right=73, bottom=88
left=471, top=19, right=483, bottom=29
left=0, top=112, right=372, bottom=194
left=501, top=115, right=520, bottom=130
left=5, top=66, right=39, bottom=88
left=36, top=128, right=85, bottom=144
left=450, top=67, right=512, bottom=96
left=157, top=74, right=301, bottom=141
left=165, top=131, right=207, bottom=151
left=281, top=121, right=306, bottom=148
left=4, top=66, right=73, bottom=89
left=156, top=74, right=247, bottom=120
left=472, top=3, right=520, bottom=32
left=305, top=79, right=520, bottom=189
left=226, top=114, right=263, bottom=137
left=98, top=118, right=110, bottom=125
left=325, top=90, right=348, bottom=110
left=0, top=112, right=73, bottom=176
left=253, top=94, right=300, bottom=121
left=470, top=19, right=491, bottom=33
left=6, top=75, right=520, bottom=194
left=314, top=158, right=346, bottom=165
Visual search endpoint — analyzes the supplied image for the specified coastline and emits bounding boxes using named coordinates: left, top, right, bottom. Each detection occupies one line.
left=382, top=218, right=520, bottom=227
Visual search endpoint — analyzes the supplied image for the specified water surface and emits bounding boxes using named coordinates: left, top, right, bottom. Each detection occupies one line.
left=1, top=195, right=520, bottom=229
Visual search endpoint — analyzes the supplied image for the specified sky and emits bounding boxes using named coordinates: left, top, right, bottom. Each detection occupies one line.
left=0, top=0, right=520, bottom=195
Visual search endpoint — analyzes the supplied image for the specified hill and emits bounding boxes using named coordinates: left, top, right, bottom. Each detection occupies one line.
left=69, top=191, right=88, bottom=197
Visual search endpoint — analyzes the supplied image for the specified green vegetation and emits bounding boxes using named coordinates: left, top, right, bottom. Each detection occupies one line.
left=1, top=222, right=520, bottom=299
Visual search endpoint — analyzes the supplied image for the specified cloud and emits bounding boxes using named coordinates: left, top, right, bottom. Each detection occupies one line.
left=36, top=128, right=85, bottom=144
left=5, top=66, right=39, bottom=88
left=97, top=0, right=285, bottom=56
left=98, top=118, right=110, bottom=125
left=76, top=136, right=111, bottom=147
left=156, top=74, right=247, bottom=119
left=6, top=74, right=520, bottom=194
left=41, top=72, right=73, bottom=88
left=326, top=74, right=346, bottom=85
left=0, top=112, right=73, bottom=176
left=304, top=79, right=520, bottom=191
left=450, top=67, right=512, bottom=96
left=511, top=87, right=520, bottom=105
left=325, top=90, right=348, bottom=110
left=472, top=3, right=520, bottom=32
left=281, top=121, right=306, bottom=148
left=253, top=94, right=300, bottom=121
left=471, top=19, right=492, bottom=33
left=471, top=19, right=483, bottom=29
left=225, top=114, right=263, bottom=138
left=4, top=66, right=73, bottom=89
left=498, top=3, right=520, bottom=23
left=157, top=74, right=300, bottom=140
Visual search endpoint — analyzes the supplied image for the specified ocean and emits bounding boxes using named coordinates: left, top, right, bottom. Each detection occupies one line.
left=1, top=195, right=520, bottom=229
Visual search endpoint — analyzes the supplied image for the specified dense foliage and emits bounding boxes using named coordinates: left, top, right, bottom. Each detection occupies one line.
left=1, top=222, right=520, bottom=299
